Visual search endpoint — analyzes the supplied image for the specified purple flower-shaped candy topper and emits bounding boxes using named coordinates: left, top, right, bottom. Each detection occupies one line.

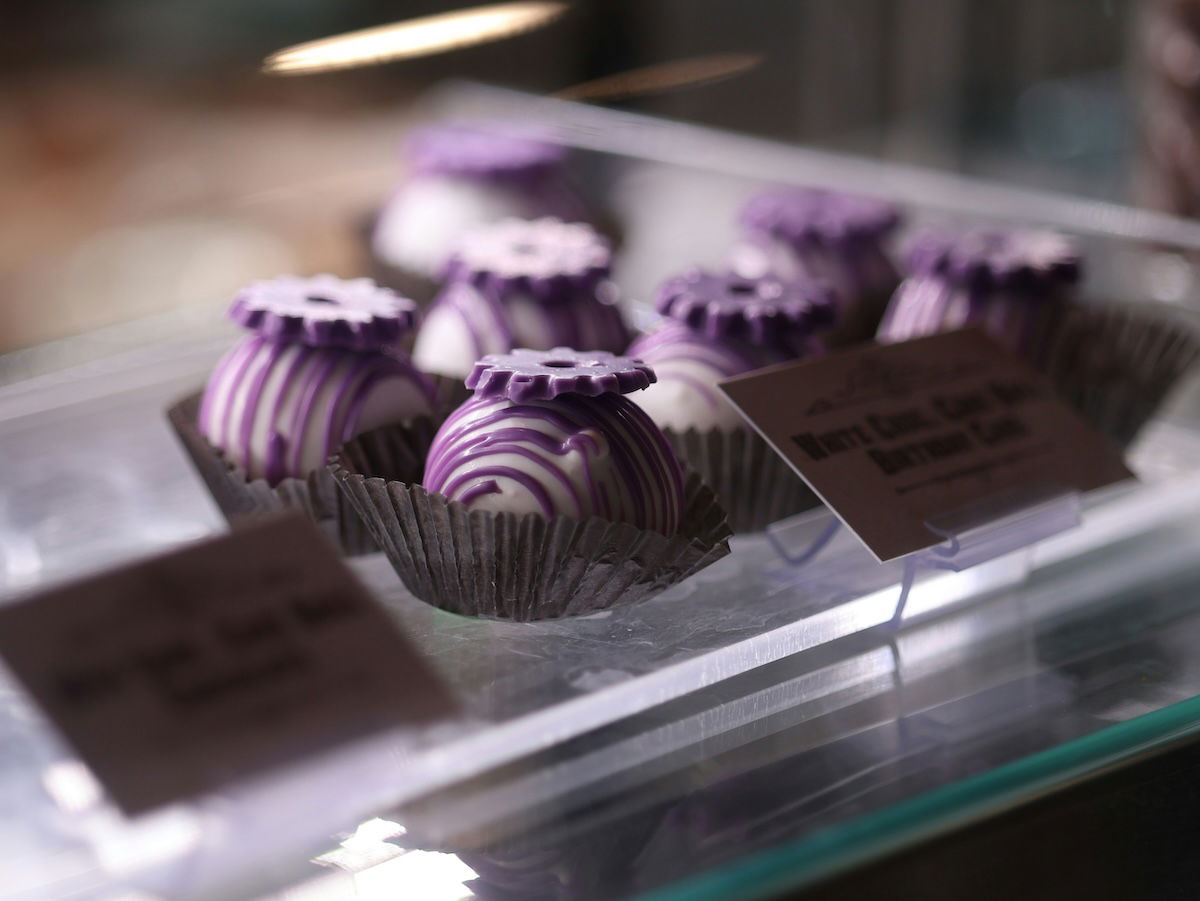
left=655, top=270, right=838, bottom=344
left=466, top=348, right=656, bottom=403
left=740, top=187, right=900, bottom=248
left=904, top=228, right=1082, bottom=294
left=444, top=218, right=613, bottom=304
left=408, top=122, right=566, bottom=183
left=229, top=275, right=419, bottom=351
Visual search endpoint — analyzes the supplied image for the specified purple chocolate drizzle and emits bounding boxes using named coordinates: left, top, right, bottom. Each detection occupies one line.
left=655, top=270, right=836, bottom=345
left=230, top=275, right=419, bottom=350
left=424, top=390, right=684, bottom=534
left=466, top=348, right=655, bottom=402
left=199, top=334, right=435, bottom=484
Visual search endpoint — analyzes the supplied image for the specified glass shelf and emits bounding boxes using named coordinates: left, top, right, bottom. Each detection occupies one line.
left=4, top=84, right=1200, bottom=900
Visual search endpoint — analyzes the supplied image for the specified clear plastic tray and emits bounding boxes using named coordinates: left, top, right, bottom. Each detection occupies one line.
left=4, top=84, right=1200, bottom=900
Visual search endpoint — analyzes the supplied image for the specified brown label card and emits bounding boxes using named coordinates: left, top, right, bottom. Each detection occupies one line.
left=720, top=329, right=1133, bottom=561
left=0, top=514, right=456, bottom=816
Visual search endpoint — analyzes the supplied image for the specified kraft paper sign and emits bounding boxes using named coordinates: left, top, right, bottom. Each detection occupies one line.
left=720, top=329, right=1133, bottom=561
left=0, top=514, right=456, bottom=815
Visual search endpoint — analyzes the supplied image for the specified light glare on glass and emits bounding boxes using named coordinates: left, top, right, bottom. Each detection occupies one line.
left=264, top=2, right=566, bottom=75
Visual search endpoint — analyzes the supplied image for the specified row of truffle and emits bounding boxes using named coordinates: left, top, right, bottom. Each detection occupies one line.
left=202, top=153, right=1085, bottom=486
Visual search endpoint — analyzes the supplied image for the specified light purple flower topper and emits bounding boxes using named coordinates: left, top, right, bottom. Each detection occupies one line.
left=229, top=274, right=419, bottom=350
left=740, top=187, right=900, bottom=248
left=407, top=122, right=567, bottom=183
left=903, top=228, right=1082, bottom=293
left=443, top=217, right=613, bottom=303
left=655, top=270, right=837, bottom=344
left=466, top=348, right=656, bottom=403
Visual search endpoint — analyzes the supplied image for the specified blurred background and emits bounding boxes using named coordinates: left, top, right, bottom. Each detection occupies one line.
left=0, top=0, right=1179, bottom=356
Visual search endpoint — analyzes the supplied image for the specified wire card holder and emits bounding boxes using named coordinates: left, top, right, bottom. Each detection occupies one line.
left=767, top=483, right=1082, bottom=625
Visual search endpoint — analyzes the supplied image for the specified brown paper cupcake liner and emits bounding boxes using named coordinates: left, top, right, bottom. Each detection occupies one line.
left=662, top=427, right=821, bottom=534
left=1035, top=302, right=1200, bottom=448
left=167, top=390, right=445, bottom=556
left=329, top=428, right=732, bottom=621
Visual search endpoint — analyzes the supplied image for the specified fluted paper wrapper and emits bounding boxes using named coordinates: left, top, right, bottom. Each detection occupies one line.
left=330, top=430, right=732, bottom=621
left=166, top=382, right=457, bottom=555
left=1036, top=303, right=1200, bottom=448
left=662, top=427, right=821, bottom=534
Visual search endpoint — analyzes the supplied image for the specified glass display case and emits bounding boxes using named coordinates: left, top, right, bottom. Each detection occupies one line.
left=5, top=82, right=1200, bottom=900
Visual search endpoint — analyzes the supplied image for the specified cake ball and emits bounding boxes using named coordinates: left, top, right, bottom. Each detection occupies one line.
left=877, top=228, right=1082, bottom=356
left=330, top=348, right=731, bottom=619
left=625, top=271, right=834, bottom=531
left=412, top=218, right=630, bottom=378
left=628, top=271, right=836, bottom=432
left=423, top=348, right=683, bottom=535
left=198, top=275, right=435, bottom=484
left=732, top=187, right=900, bottom=345
left=370, top=123, right=590, bottom=291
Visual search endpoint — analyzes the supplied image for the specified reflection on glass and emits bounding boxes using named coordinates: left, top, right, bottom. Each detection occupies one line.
left=554, top=53, right=763, bottom=102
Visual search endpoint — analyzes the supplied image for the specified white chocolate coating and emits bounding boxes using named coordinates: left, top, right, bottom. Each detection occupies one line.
left=412, top=283, right=629, bottom=379
left=372, top=177, right=542, bottom=276
left=627, top=323, right=791, bottom=433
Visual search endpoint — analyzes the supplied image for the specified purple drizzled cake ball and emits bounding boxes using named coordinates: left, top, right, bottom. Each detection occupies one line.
left=627, top=271, right=836, bottom=432
left=877, top=227, right=1082, bottom=355
left=423, top=348, right=684, bottom=535
left=371, top=122, right=590, bottom=279
left=412, top=218, right=630, bottom=378
left=732, top=187, right=900, bottom=344
left=199, top=275, right=435, bottom=484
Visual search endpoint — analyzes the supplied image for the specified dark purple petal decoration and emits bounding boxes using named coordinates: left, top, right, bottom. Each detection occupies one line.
left=903, top=228, right=1082, bottom=293
left=466, top=348, right=656, bottom=402
left=655, top=270, right=837, bottom=344
left=229, top=275, right=419, bottom=350
left=442, top=218, right=613, bottom=304
left=740, top=187, right=900, bottom=248
left=407, top=122, right=566, bottom=182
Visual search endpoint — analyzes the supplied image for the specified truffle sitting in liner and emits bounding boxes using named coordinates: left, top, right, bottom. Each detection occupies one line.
left=625, top=270, right=835, bottom=531
left=412, top=217, right=629, bottom=379
left=731, top=186, right=900, bottom=345
left=199, top=274, right=435, bottom=483
left=329, top=347, right=731, bottom=620
left=877, top=227, right=1081, bottom=359
left=370, top=122, right=591, bottom=297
